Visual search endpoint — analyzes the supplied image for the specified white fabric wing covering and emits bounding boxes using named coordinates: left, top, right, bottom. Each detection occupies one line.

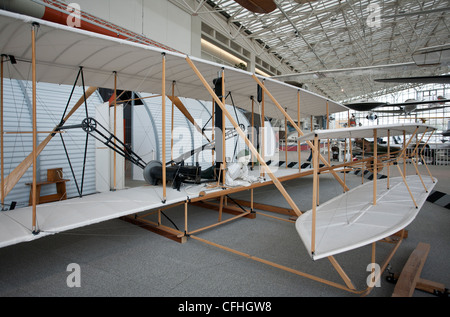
left=295, top=175, right=437, bottom=260
left=0, top=10, right=347, bottom=119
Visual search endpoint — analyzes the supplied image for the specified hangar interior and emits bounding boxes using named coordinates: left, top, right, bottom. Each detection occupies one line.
left=0, top=0, right=448, bottom=298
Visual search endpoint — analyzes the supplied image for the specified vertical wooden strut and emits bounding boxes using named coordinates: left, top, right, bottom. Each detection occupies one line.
left=311, top=134, right=319, bottom=255
left=387, top=129, right=390, bottom=189
left=297, top=90, right=301, bottom=172
left=370, top=242, right=377, bottom=286
left=113, top=71, right=117, bottom=190
left=221, top=69, right=226, bottom=185
left=373, top=129, right=377, bottom=205
left=396, top=127, right=420, bottom=208
left=326, top=101, right=330, bottom=163
left=420, top=130, right=435, bottom=182
left=186, top=57, right=302, bottom=217
left=31, top=22, right=39, bottom=234
left=261, top=80, right=265, bottom=178
left=162, top=53, right=166, bottom=202
left=403, top=130, right=406, bottom=176
left=285, top=107, right=288, bottom=167
left=344, top=139, right=347, bottom=187
left=184, top=201, right=188, bottom=233
left=361, top=137, right=365, bottom=184
left=212, top=97, right=214, bottom=166
left=171, top=81, right=175, bottom=163
left=251, top=97, right=254, bottom=169
left=411, top=129, right=428, bottom=192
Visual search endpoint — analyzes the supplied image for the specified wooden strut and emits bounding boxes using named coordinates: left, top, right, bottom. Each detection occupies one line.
left=112, top=93, right=161, bottom=104
left=167, top=94, right=211, bottom=143
left=185, top=57, right=302, bottom=217
left=261, top=80, right=265, bottom=178
left=212, top=97, right=214, bottom=166
left=403, top=131, right=406, bottom=176
left=251, top=75, right=349, bottom=192
left=171, top=81, right=174, bottom=162
left=311, top=134, right=319, bottom=255
left=221, top=69, right=226, bottom=185
left=251, top=97, right=254, bottom=169
left=326, top=101, right=330, bottom=163
left=162, top=53, right=166, bottom=202
left=228, top=199, right=298, bottom=217
left=285, top=107, right=288, bottom=167
left=419, top=130, right=435, bottom=183
left=189, top=231, right=405, bottom=296
left=328, top=255, right=355, bottom=290
left=344, top=139, right=347, bottom=186
left=410, top=129, right=429, bottom=192
left=371, top=242, right=377, bottom=286
left=373, top=129, right=377, bottom=206
left=297, top=90, right=301, bottom=172
left=395, top=127, right=420, bottom=208
left=31, top=23, right=38, bottom=233
left=189, top=234, right=358, bottom=293
left=113, top=71, right=117, bottom=190
left=362, top=229, right=406, bottom=296
left=121, top=214, right=187, bottom=243
left=3, top=131, right=65, bottom=134
left=387, top=129, right=390, bottom=189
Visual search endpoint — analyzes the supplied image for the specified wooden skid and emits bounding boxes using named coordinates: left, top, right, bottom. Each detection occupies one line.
left=392, top=242, right=447, bottom=297
left=120, top=215, right=187, bottom=244
left=191, top=200, right=256, bottom=219
left=227, top=199, right=297, bottom=217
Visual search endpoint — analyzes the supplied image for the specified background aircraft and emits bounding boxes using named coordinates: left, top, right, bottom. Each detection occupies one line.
left=344, top=97, right=450, bottom=115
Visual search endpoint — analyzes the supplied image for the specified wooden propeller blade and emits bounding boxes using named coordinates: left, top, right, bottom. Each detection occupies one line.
left=233, top=0, right=276, bottom=14
left=1, top=86, right=98, bottom=200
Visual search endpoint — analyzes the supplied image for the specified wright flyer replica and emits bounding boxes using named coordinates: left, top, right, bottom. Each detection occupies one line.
left=0, top=9, right=439, bottom=295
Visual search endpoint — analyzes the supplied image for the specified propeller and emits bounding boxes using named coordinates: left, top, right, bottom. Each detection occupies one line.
left=233, top=0, right=276, bottom=13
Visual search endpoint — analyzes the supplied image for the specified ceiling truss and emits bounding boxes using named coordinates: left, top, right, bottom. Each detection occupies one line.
left=170, top=0, right=450, bottom=103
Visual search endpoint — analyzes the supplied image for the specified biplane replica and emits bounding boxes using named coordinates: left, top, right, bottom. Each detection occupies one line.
left=0, top=9, right=439, bottom=296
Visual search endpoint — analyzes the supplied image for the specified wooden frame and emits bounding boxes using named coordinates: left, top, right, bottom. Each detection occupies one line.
left=252, top=75, right=349, bottom=192
left=31, top=23, right=38, bottom=234
left=186, top=57, right=303, bottom=217
left=391, top=242, right=446, bottom=297
left=162, top=53, right=167, bottom=202
left=0, top=16, right=440, bottom=297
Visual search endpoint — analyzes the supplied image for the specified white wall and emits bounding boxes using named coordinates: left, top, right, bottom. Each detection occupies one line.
left=67, top=0, right=198, bottom=54
left=2, top=79, right=103, bottom=208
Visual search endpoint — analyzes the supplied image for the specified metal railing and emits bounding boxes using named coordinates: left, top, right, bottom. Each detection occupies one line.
left=407, top=147, right=450, bottom=166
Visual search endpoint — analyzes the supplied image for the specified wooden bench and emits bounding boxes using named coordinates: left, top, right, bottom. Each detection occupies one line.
left=26, top=168, right=70, bottom=205
left=392, top=242, right=447, bottom=297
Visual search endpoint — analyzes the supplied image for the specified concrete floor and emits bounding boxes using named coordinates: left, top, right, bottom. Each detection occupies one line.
left=0, top=158, right=448, bottom=301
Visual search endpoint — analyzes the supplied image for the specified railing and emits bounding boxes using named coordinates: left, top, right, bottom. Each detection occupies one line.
left=406, top=147, right=450, bottom=166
